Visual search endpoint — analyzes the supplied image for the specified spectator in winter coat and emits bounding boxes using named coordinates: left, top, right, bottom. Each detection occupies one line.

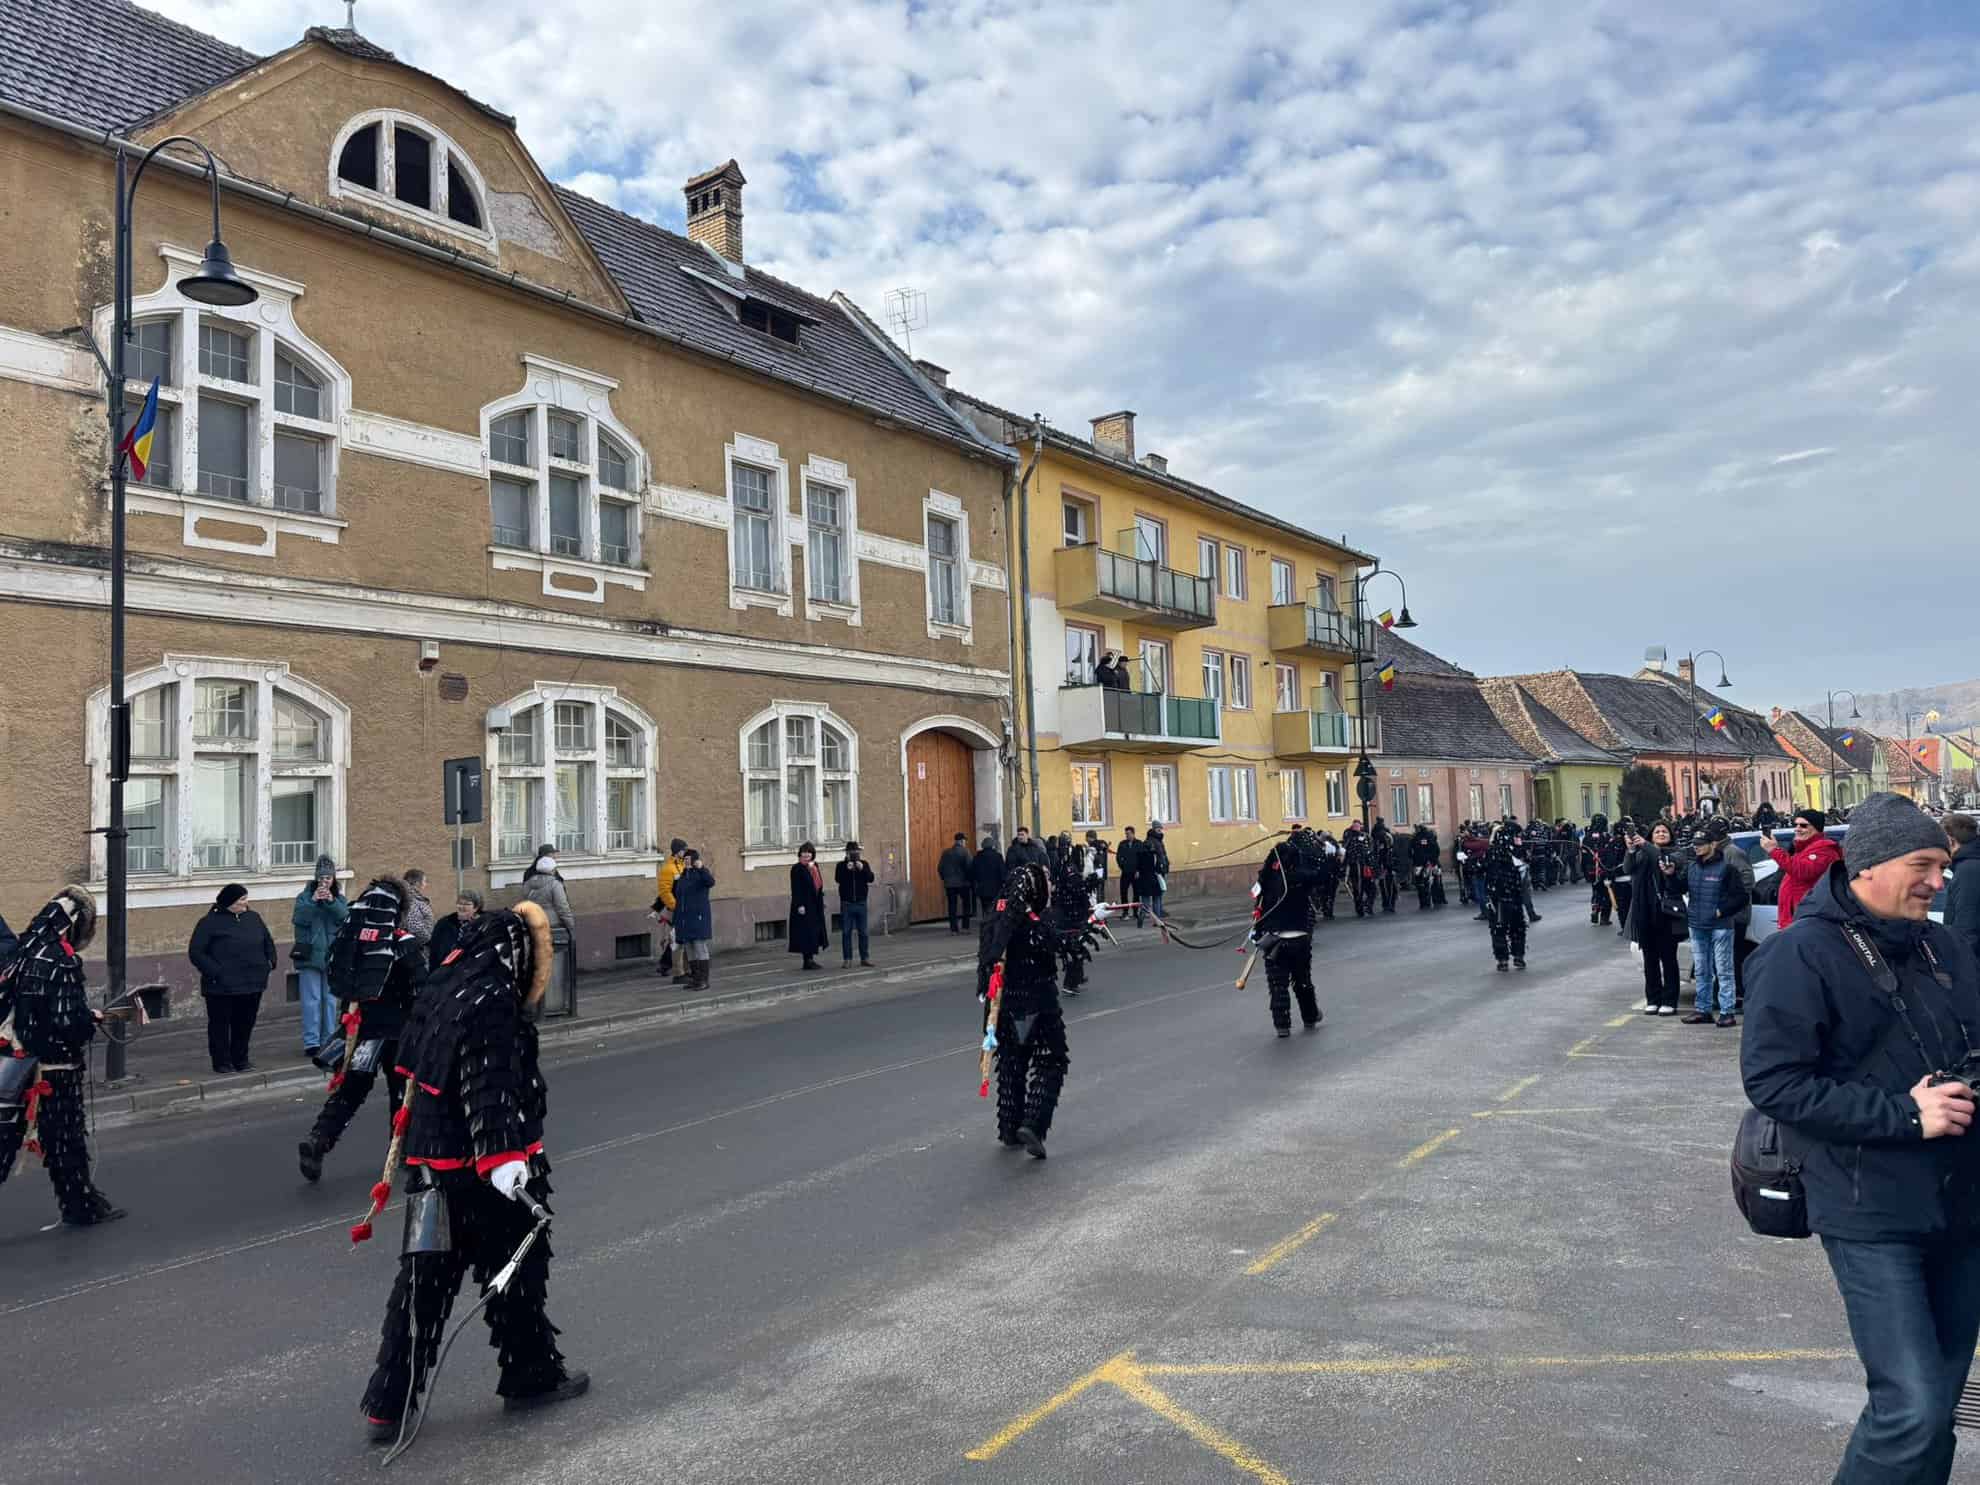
left=1626, top=822, right=1686, bottom=1014
left=938, top=833, right=974, bottom=932
left=1680, top=824, right=1748, bottom=1026
left=401, top=869, right=435, bottom=945
left=188, top=884, right=275, bottom=1074
left=1723, top=832, right=1757, bottom=1005
left=1767, top=809, right=1843, bottom=929
left=1006, top=826, right=1049, bottom=871
left=521, top=848, right=577, bottom=939
left=1947, top=814, right=1980, bottom=965
left=672, top=850, right=716, bottom=989
left=1085, top=831, right=1111, bottom=899
left=290, top=853, right=348, bottom=1059
left=971, top=836, right=1007, bottom=914
left=1114, top=827, right=1145, bottom=919
left=654, top=837, right=689, bottom=977
left=789, top=841, right=828, bottom=970
left=427, top=891, right=481, bottom=972
left=835, top=842, right=876, bottom=967
left=1136, top=825, right=1171, bottom=923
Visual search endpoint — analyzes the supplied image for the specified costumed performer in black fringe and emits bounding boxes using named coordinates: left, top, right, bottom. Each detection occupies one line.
left=976, top=863, right=1093, bottom=1159
left=1484, top=827, right=1529, bottom=972
left=358, top=898, right=586, bottom=1441
left=299, top=875, right=425, bottom=1183
left=1251, top=830, right=1325, bottom=1037
left=1050, top=842, right=1098, bottom=996
left=1342, top=820, right=1374, bottom=917
left=0, top=886, right=123, bottom=1225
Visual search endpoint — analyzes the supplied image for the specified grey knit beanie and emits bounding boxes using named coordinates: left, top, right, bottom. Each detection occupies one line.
left=1843, top=792, right=1949, bottom=876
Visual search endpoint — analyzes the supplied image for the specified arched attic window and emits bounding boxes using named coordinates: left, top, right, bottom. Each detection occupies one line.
left=334, top=113, right=485, bottom=231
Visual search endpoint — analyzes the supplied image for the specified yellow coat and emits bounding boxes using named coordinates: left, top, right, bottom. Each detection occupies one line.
left=655, top=853, right=687, bottom=910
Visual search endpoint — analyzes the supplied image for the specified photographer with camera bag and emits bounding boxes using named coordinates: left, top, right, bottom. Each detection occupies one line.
left=1742, top=793, right=1980, bottom=1484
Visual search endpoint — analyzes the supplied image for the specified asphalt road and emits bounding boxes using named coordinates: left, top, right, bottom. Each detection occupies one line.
left=2, top=896, right=1967, bottom=1483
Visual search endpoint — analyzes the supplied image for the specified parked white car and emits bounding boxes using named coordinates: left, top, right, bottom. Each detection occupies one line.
left=1733, top=824, right=1950, bottom=937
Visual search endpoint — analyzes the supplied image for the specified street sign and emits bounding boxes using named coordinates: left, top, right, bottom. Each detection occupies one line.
left=443, top=757, right=483, bottom=824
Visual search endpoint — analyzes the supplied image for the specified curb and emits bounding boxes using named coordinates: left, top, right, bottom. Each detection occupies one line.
left=96, top=911, right=1254, bottom=1129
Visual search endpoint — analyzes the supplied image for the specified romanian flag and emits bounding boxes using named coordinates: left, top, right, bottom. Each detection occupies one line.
left=1377, top=609, right=1396, bottom=630
left=119, top=377, right=160, bottom=480
left=1704, top=706, right=1727, bottom=731
left=1377, top=661, right=1398, bottom=691
left=1839, top=730, right=1857, bottom=749
left=1917, top=741, right=1933, bottom=761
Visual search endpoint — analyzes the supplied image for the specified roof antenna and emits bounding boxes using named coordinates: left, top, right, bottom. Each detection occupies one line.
left=884, top=287, right=927, bottom=355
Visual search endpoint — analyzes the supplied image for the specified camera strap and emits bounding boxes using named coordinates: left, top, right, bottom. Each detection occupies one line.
left=1838, top=920, right=1936, bottom=1076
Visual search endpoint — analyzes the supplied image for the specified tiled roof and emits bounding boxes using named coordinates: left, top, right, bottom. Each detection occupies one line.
left=0, top=0, right=256, bottom=132
left=555, top=190, right=996, bottom=451
left=1519, top=688, right=1623, bottom=765
left=1377, top=675, right=1533, bottom=763
left=1374, top=626, right=1469, bottom=679
left=1632, top=670, right=1792, bottom=762
left=1801, top=713, right=1876, bottom=774
left=945, top=385, right=1375, bottom=564
left=1572, top=672, right=1754, bottom=759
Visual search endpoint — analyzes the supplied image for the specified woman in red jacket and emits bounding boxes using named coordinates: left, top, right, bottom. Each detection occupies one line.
left=1766, top=809, right=1842, bottom=928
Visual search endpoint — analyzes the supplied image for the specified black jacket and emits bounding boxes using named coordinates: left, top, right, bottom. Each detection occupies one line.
left=1741, top=864, right=1980, bottom=1241
left=970, top=842, right=1006, bottom=898
left=835, top=858, right=874, bottom=904
left=1006, top=838, right=1049, bottom=871
left=788, top=861, right=828, bottom=954
left=187, top=908, right=276, bottom=995
left=1624, top=844, right=1686, bottom=947
left=937, top=844, right=972, bottom=889
left=1407, top=831, right=1440, bottom=869
left=1085, top=840, right=1111, bottom=881
left=1948, top=839, right=1980, bottom=967
left=1135, top=835, right=1169, bottom=892
left=428, top=911, right=470, bottom=973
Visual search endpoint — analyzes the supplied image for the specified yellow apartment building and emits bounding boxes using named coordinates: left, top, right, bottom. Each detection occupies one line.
left=945, top=394, right=1374, bottom=896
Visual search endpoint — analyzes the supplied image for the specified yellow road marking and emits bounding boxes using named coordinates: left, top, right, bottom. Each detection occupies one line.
left=1109, top=1367, right=1295, bottom=1485
left=1400, top=1127, right=1462, bottom=1167
left=1493, top=1073, right=1542, bottom=1103
left=1141, top=1357, right=1463, bottom=1378
left=1245, top=1212, right=1338, bottom=1276
left=1472, top=1107, right=1605, bottom=1119
left=1517, top=1346, right=1852, bottom=1368
left=1136, top=1346, right=1852, bottom=1378
left=1565, top=1035, right=1600, bottom=1056
left=964, top=1351, right=1133, bottom=1462
left=1605, top=1013, right=1636, bottom=1027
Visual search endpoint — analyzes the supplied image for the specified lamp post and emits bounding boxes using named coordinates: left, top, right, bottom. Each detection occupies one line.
left=1902, top=708, right=1942, bottom=803
left=1824, top=689, right=1862, bottom=814
left=101, top=138, right=257, bottom=1077
left=1682, top=649, right=1731, bottom=817
left=1348, top=566, right=1414, bottom=832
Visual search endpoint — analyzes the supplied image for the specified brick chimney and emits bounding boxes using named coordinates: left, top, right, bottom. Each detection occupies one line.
left=1677, top=657, right=1695, bottom=686
left=684, top=160, right=746, bottom=263
left=913, top=359, right=949, bottom=388
left=1141, top=452, right=1168, bottom=474
left=1090, top=411, right=1135, bottom=462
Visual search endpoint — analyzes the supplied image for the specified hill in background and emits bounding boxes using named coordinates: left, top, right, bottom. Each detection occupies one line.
left=1793, top=679, right=1980, bottom=738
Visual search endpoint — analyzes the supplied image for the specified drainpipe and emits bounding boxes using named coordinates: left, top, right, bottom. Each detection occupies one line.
left=1016, top=416, right=1045, bottom=835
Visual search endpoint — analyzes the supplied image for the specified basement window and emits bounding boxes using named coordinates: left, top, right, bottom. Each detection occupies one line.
left=740, top=299, right=803, bottom=345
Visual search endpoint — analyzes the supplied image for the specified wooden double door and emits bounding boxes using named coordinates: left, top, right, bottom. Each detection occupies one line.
left=908, top=731, right=977, bottom=922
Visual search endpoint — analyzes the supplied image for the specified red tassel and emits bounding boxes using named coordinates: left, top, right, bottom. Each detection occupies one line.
left=326, top=1071, right=345, bottom=1093
left=349, top=1221, right=374, bottom=1244
left=977, top=1079, right=990, bottom=1098
left=22, top=1140, right=39, bottom=1156
left=369, top=1180, right=392, bottom=1207
left=391, top=1105, right=411, bottom=1135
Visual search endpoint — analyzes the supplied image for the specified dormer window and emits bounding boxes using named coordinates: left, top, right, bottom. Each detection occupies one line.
left=332, top=111, right=490, bottom=241
left=739, top=298, right=803, bottom=345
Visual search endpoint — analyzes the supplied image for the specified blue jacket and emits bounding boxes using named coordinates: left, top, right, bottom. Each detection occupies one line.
left=291, top=884, right=350, bottom=972
left=672, top=865, right=715, bottom=942
left=1947, top=838, right=1980, bottom=968
left=1742, top=864, right=1980, bottom=1241
left=1684, top=852, right=1745, bottom=931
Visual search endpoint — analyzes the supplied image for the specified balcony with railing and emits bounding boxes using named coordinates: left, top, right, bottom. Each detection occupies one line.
left=1058, top=683, right=1222, bottom=753
left=1267, top=598, right=1369, bottom=659
left=1053, top=531, right=1216, bottom=629
left=1272, top=690, right=1382, bottom=758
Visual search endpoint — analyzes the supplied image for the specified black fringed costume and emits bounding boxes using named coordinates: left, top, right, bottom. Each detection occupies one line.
left=979, top=865, right=1084, bottom=1158
left=301, top=877, right=425, bottom=1180
left=0, top=888, right=121, bottom=1225
left=1050, top=846, right=1097, bottom=995
left=361, top=901, right=582, bottom=1433
left=1484, top=831, right=1528, bottom=969
left=1253, top=832, right=1324, bottom=1036
left=1342, top=825, right=1374, bottom=917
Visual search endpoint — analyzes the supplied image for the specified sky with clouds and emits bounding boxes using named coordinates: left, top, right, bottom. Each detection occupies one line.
left=148, top=0, right=1980, bottom=707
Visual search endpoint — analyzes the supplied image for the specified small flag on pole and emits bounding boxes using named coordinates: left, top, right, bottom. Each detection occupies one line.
left=1377, top=609, right=1396, bottom=630
left=1839, top=730, right=1857, bottom=748
left=1377, top=661, right=1398, bottom=691
left=118, top=376, right=161, bottom=480
left=1704, top=706, right=1727, bottom=732
left=1916, top=741, right=1932, bottom=761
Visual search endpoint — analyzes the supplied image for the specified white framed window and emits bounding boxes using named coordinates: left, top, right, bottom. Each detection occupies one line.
left=1599, top=783, right=1612, bottom=816
left=1208, top=766, right=1235, bottom=823
left=1314, top=574, right=1339, bottom=612
left=1234, top=765, right=1258, bottom=821
left=486, top=684, right=655, bottom=867
left=732, top=462, right=781, bottom=591
left=1273, top=663, right=1300, bottom=713
left=102, top=255, right=347, bottom=536
left=1133, top=514, right=1167, bottom=565
left=1417, top=784, right=1434, bottom=824
left=1499, top=783, right=1515, bottom=817
left=1062, top=498, right=1092, bottom=546
left=1270, top=558, right=1296, bottom=606
left=1197, top=536, right=1218, bottom=580
left=1469, top=784, right=1486, bottom=819
left=1201, top=650, right=1224, bottom=705
left=1224, top=545, right=1248, bottom=601
left=1139, top=639, right=1170, bottom=694
left=85, top=657, right=349, bottom=892
left=739, top=702, right=858, bottom=857
left=1070, top=761, right=1107, bottom=825
left=483, top=374, right=645, bottom=575
left=1391, top=785, right=1409, bottom=825
left=1280, top=768, right=1308, bottom=821
left=331, top=109, right=492, bottom=245
left=1145, top=764, right=1179, bottom=825
left=795, top=454, right=865, bottom=623
left=924, top=491, right=974, bottom=640
left=1326, top=768, right=1348, bottom=818
left=1065, top=623, right=1104, bottom=687
left=1579, top=784, right=1592, bottom=817
left=1228, top=654, right=1252, bottom=711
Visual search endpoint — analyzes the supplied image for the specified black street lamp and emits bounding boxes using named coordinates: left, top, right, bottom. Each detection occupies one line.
left=1349, top=566, right=1413, bottom=832
left=1681, top=648, right=1731, bottom=816
left=101, top=137, right=258, bottom=1076
left=1824, top=689, right=1862, bottom=813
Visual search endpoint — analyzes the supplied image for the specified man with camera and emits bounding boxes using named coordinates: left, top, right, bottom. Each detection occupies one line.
left=1743, top=792, right=1980, bottom=1483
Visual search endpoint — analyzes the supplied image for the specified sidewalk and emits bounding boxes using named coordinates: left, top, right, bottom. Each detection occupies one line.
left=93, top=907, right=1251, bottom=1125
